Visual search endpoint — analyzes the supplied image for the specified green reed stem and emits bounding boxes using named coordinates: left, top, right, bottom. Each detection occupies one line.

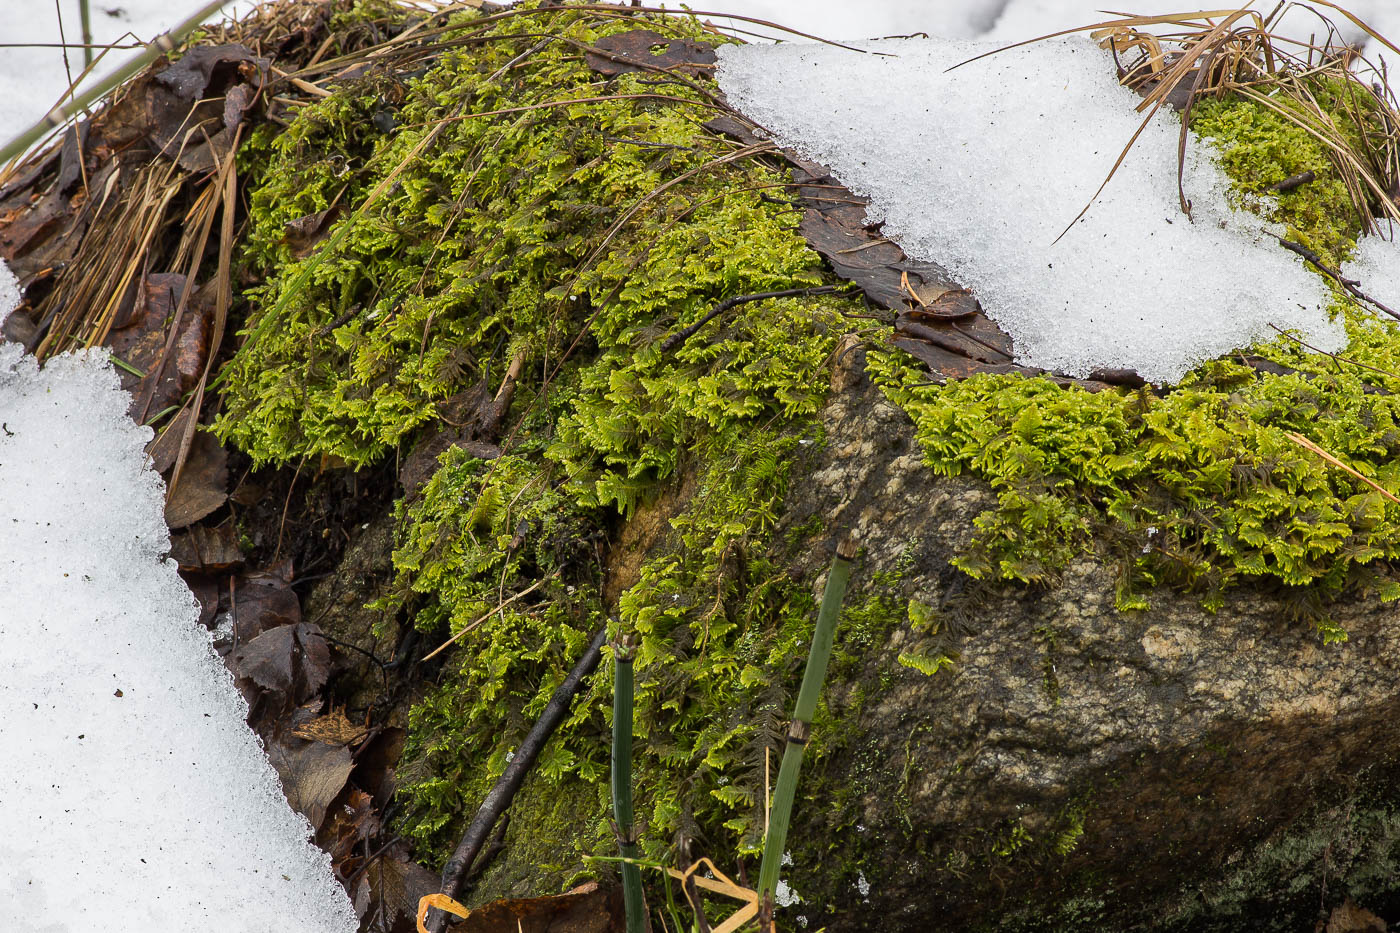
left=79, top=0, right=94, bottom=67
left=757, top=538, right=857, bottom=916
left=612, top=632, right=645, bottom=933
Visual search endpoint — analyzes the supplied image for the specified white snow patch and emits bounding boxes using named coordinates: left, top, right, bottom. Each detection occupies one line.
left=0, top=259, right=19, bottom=329
left=0, top=344, right=356, bottom=933
left=717, top=36, right=1343, bottom=383
left=0, top=1, right=259, bottom=141
left=1342, top=232, right=1400, bottom=315
left=776, top=878, right=801, bottom=907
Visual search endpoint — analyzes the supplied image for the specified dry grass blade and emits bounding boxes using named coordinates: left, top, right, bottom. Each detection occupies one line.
left=1284, top=431, right=1400, bottom=503
left=165, top=127, right=242, bottom=508
left=421, top=572, right=557, bottom=662
left=34, top=164, right=184, bottom=357
left=946, top=9, right=1247, bottom=73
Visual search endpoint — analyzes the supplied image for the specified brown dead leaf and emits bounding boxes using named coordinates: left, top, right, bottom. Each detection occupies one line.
left=353, top=726, right=406, bottom=809
left=585, top=29, right=716, bottom=77
left=147, top=407, right=194, bottom=474
left=182, top=572, right=221, bottom=629
left=232, top=571, right=302, bottom=642
left=282, top=206, right=341, bottom=259
left=267, top=736, right=354, bottom=830
left=295, top=708, right=368, bottom=746
left=232, top=621, right=331, bottom=700
left=356, top=852, right=439, bottom=933
left=164, top=430, right=228, bottom=528
left=169, top=523, right=244, bottom=573
left=107, top=274, right=212, bottom=422
left=155, top=44, right=267, bottom=101
left=319, top=787, right=379, bottom=866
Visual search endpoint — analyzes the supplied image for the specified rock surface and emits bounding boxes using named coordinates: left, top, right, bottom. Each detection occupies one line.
left=760, top=343, right=1400, bottom=929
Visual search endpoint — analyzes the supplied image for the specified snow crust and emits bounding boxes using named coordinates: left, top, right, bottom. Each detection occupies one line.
left=717, top=36, right=1344, bottom=383
left=0, top=344, right=356, bottom=933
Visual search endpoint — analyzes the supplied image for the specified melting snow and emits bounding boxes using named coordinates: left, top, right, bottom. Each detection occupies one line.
left=0, top=303, right=355, bottom=931
left=718, top=36, right=1344, bottom=383
left=0, top=1, right=260, bottom=138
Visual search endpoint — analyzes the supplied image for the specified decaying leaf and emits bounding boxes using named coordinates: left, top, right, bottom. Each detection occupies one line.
left=169, top=522, right=244, bottom=573
left=164, top=430, right=229, bottom=528
left=183, top=572, right=221, bottom=629
left=231, top=621, right=332, bottom=699
left=106, top=273, right=213, bottom=422
left=283, top=206, right=342, bottom=258
left=267, top=736, right=355, bottom=830
left=584, top=29, right=716, bottom=77
left=356, top=852, right=439, bottom=933
left=319, top=787, right=379, bottom=865
left=231, top=571, right=303, bottom=641
left=295, top=708, right=369, bottom=746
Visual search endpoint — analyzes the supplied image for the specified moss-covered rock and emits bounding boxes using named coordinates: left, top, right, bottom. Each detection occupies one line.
left=215, top=5, right=1400, bottom=930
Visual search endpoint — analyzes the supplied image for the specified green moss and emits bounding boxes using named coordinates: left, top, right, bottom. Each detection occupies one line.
left=213, top=3, right=1400, bottom=915
left=873, top=349, right=1400, bottom=620
left=217, top=6, right=875, bottom=881
left=216, top=5, right=832, bottom=470
left=1190, top=91, right=1362, bottom=267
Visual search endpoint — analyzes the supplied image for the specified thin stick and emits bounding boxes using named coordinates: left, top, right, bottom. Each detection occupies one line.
left=659, top=286, right=851, bottom=353
left=1283, top=431, right=1400, bottom=503
left=427, top=625, right=608, bottom=933
left=1273, top=235, right=1400, bottom=322
left=420, top=573, right=555, bottom=662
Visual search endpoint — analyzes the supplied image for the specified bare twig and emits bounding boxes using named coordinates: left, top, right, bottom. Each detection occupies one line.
left=1273, top=235, right=1400, bottom=321
left=659, top=285, right=852, bottom=353
left=426, top=625, right=608, bottom=933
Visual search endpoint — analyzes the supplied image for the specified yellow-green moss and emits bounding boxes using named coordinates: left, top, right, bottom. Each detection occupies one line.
left=218, top=5, right=872, bottom=876
left=214, top=3, right=1400, bottom=910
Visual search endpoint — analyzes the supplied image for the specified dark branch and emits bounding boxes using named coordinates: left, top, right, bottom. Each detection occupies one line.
left=426, top=624, right=608, bottom=933
left=1274, top=236, right=1400, bottom=322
